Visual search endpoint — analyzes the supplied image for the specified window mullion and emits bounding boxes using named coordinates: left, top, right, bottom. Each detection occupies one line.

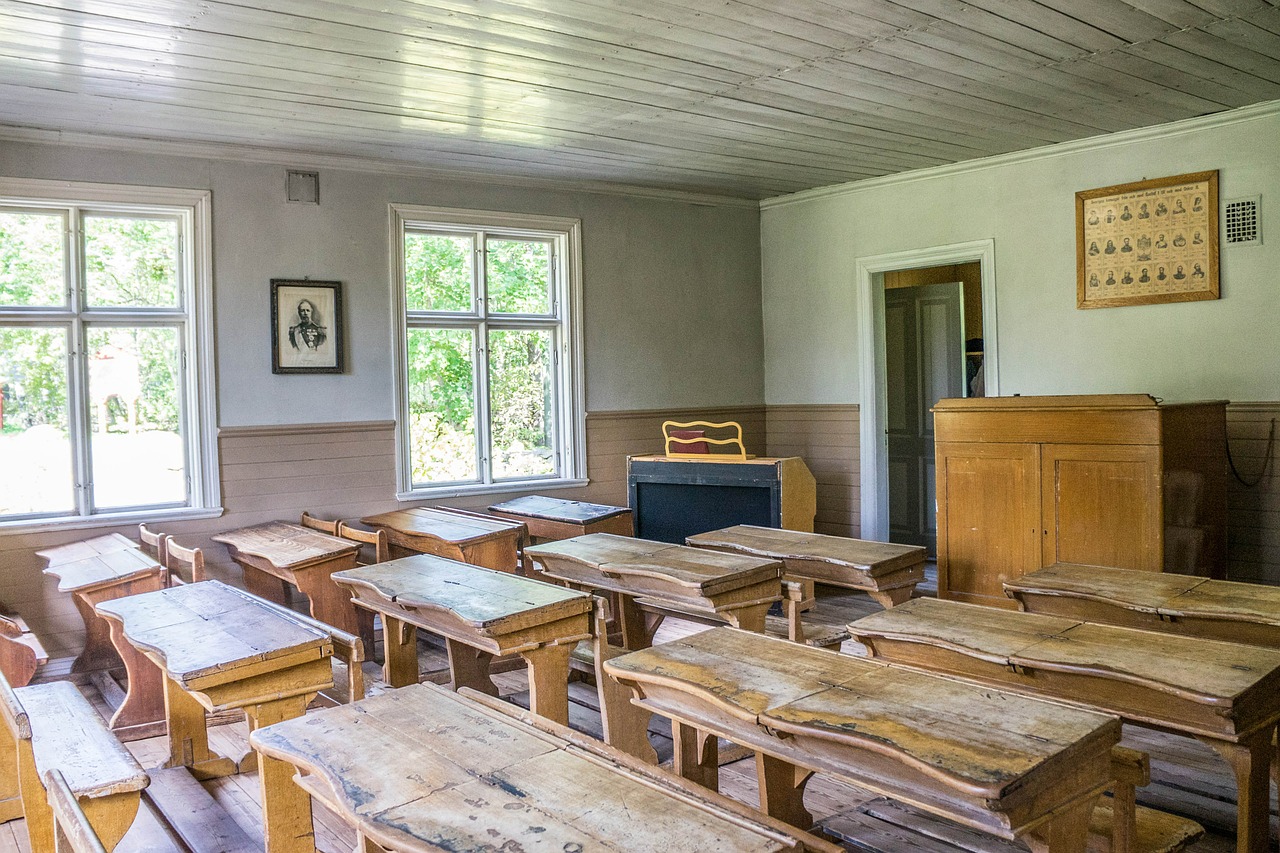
left=474, top=229, right=493, bottom=484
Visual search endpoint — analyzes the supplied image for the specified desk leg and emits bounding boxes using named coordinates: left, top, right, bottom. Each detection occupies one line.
left=249, top=695, right=316, bottom=853
left=70, top=592, right=122, bottom=674
left=103, top=612, right=165, bottom=735
left=1205, top=732, right=1272, bottom=853
left=1022, top=793, right=1100, bottom=853
left=755, top=753, right=814, bottom=829
left=162, top=676, right=235, bottom=779
left=241, top=564, right=290, bottom=607
left=292, top=562, right=359, bottom=635
left=673, top=722, right=719, bottom=791
left=618, top=595, right=661, bottom=650
left=520, top=644, right=573, bottom=726
left=594, top=636, right=658, bottom=765
left=723, top=602, right=770, bottom=634
left=382, top=616, right=419, bottom=688
left=446, top=639, right=497, bottom=697
left=867, top=585, right=916, bottom=609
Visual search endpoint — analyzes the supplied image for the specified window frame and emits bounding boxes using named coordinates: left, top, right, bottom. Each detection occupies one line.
left=390, top=204, right=585, bottom=499
left=0, top=177, right=221, bottom=533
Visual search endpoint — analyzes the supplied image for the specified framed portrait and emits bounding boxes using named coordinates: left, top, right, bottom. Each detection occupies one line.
left=270, top=279, right=344, bottom=374
left=1076, top=170, right=1218, bottom=309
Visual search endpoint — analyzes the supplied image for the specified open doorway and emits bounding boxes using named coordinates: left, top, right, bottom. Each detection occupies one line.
left=855, top=239, right=998, bottom=546
left=884, top=264, right=983, bottom=553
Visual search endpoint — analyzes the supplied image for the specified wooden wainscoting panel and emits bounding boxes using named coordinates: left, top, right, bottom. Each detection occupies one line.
left=1226, top=403, right=1280, bottom=585
left=766, top=405, right=859, bottom=539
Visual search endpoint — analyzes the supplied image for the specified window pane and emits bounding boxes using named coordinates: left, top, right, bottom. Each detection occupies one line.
left=404, top=232, right=473, bottom=312
left=87, top=328, right=186, bottom=510
left=84, top=215, right=179, bottom=308
left=0, top=210, right=66, bottom=306
left=407, top=328, right=477, bottom=484
left=0, top=327, right=74, bottom=516
left=489, top=329, right=555, bottom=479
left=486, top=238, right=552, bottom=314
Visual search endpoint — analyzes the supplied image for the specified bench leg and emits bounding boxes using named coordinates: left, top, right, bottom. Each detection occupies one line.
left=593, top=637, right=658, bottom=765
left=755, top=753, right=814, bottom=829
left=382, top=616, right=419, bottom=688
left=250, top=695, right=317, bottom=853
left=618, top=595, right=660, bottom=650
left=12, top=736, right=54, bottom=849
left=445, top=639, right=497, bottom=698
left=1205, top=732, right=1272, bottom=853
left=104, top=614, right=166, bottom=735
left=81, top=791, right=141, bottom=851
left=724, top=602, right=770, bottom=634
left=0, top=714, right=23, bottom=823
left=1022, top=794, right=1100, bottom=853
left=867, top=586, right=916, bottom=609
left=520, top=644, right=573, bottom=726
left=163, top=676, right=235, bottom=780
left=672, top=722, right=718, bottom=791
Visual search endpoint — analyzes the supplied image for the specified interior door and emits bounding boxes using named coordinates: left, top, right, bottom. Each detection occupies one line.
left=884, top=282, right=965, bottom=553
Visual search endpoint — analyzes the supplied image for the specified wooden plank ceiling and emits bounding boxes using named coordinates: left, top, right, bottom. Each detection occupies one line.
left=1, top=0, right=1278, bottom=199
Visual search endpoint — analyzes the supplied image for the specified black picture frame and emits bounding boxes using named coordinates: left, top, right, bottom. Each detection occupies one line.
left=270, top=279, right=344, bottom=374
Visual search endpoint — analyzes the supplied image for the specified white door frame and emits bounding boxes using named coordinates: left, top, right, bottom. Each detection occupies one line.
left=855, top=239, right=999, bottom=541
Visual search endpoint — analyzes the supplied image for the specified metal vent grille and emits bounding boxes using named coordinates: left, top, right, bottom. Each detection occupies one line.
left=286, top=170, right=320, bottom=204
left=1224, top=196, right=1260, bottom=245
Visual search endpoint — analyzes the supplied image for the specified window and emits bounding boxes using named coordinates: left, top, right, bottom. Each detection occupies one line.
left=0, top=179, right=219, bottom=529
left=391, top=205, right=584, bottom=497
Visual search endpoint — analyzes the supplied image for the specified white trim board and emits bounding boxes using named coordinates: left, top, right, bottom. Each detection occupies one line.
left=855, top=239, right=998, bottom=541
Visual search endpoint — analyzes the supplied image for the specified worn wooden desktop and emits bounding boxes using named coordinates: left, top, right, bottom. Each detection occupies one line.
left=525, top=533, right=783, bottom=649
left=333, top=554, right=592, bottom=724
left=96, top=580, right=333, bottom=853
left=362, top=506, right=526, bottom=571
left=686, top=524, right=926, bottom=609
left=605, top=627, right=1120, bottom=852
left=849, top=596, right=1280, bottom=853
left=250, top=681, right=840, bottom=853
left=488, top=494, right=633, bottom=540
left=1007, top=562, right=1280, bottom=647
left=210, top=521, right=365, bottom=644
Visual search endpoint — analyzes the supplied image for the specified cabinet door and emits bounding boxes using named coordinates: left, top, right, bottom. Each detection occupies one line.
left=936, top=442, right=1041, bottom=607
left=1041, top=444, right=1161, bottom=571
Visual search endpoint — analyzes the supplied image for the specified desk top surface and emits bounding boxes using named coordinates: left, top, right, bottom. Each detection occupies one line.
left=525, top=533, right=782, bottom=595
left=37, top=533, right=139, bottom=567
left=42, top=545, right=161, bottom=592
left=362, top=507, right=524, bottom=543
left=488, top=494, right=630, bottom=524
left=1007, top=563, right=1280, bottom=626
left=96, top=580, right=331, bottom=685
left=210, top=521, right=358, bottom=569
left=605, top=627, right=1118, bottom=801
left=686, top=525, right=925, bottom=575
left=250, top=682, right=826, bottom=853
left=850, top=597, right=1280, bottom=709
left=333, top=554, right=591, bottom=633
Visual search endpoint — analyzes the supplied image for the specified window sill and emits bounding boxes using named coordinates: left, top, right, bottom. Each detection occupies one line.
left=396, top=478, right=589, bottom=502
left=0, top=506, right=225, bottom=537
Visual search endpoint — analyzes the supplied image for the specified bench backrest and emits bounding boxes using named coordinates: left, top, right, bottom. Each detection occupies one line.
left=0, top=613, right=46, bottom=688
left=137, top=523, right=168, bottom=563
left=45, top=769, right=109, bottom=853
left=163, top=538, right=206, bottom=586
left=300, top=512, right=388, bottom=564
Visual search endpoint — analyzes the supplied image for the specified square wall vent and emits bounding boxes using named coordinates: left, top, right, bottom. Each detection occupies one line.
left=1224, top=195, right=1261, bottom=246
left=286, top=170, right=320, bottom=204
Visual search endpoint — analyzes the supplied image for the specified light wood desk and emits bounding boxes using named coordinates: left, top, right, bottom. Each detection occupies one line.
left=605, top=627, right=1120, bottom=852
left=525, top=533, right=783, bottom=649
left=1007, top=563, right=1280, bottom=647
left=488, top=494, right=633, bottom=540
left=333, top=554, right=592, bottom=725
left=849, top=597, right=1280, bottom=853
left=210, top=521, right=367, bottom=647
left=362, top=506, right=525, bottom=571
left=250, top=682, right=841, bottom=853
left=96, top=580, right=333, bottom=853
left=687, top=524, right=926, bottom=609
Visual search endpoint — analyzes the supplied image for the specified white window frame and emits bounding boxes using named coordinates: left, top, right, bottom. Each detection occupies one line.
left=0, top=177, right=221, bottom=533
left=390, top=204, right=585, bottom=499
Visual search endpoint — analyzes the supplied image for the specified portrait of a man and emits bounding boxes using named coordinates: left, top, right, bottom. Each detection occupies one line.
left=271, top=280, right=343, bottom=373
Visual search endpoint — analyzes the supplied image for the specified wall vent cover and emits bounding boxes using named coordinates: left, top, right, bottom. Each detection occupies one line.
left=286, top=170, right=320, bottom=204
left=1224, top=196, right=1260, bottom=246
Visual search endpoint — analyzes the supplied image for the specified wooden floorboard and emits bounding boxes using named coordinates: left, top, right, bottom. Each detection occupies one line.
left=0, top=575, right=1243, bottom=852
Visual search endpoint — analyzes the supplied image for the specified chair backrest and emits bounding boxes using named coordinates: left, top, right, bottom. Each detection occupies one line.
left=137, top=523, right=169, bottom=564
left=163, top=538, right=206, bottom=585
left=301, top=512, right=387, bottom=564
left=45, top=769, right=109, bottom=853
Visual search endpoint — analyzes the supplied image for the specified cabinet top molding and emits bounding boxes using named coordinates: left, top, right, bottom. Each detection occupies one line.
left=933, top=394, right=1229, bottom=412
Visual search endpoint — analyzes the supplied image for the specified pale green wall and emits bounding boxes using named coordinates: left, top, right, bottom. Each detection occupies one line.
left=761, top=104, right=1280, bottom=405
left=0, top=140, right=765, bottom=424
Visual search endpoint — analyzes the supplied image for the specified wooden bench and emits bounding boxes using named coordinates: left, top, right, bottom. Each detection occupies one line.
left=687, top=524, right=927, bottom=610
left=0, top=674, right=148, bottom=851
left=0, top=608, right=48, bottom=688
left=848, top=597, right=1280, bottom=853
left=46, top=769, right=109, bottom=853
left=604, top=627, right=1122, bottom=852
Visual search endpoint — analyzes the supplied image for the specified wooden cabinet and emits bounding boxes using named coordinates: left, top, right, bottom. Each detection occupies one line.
left=934, top=395, right=1227, bottom=607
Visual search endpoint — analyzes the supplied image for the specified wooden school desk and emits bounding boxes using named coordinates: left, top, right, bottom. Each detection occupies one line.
left=333, top=554, right=592, bottom=725
left=488, top=494, right=633, bottom=540
left=524, top=533, right=783, bottom=649
left=96, top=580, right=333, bottom=853
left=250, top=682, right=841, bottom=853
left=362, top=506, right=525, bottom=571
left=848, top=596, right=1280, bottom=853
left=604, top=627, right=1121, bottom=853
